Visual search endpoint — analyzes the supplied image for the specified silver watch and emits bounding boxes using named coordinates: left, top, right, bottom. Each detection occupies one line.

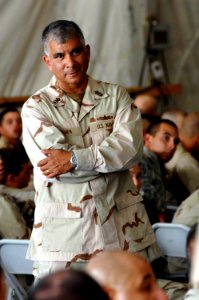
left=70, top=151, right=77, bottom=166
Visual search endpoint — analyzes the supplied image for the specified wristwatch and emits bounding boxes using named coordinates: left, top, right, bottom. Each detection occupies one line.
left=70, top=151, right=78, bottom=167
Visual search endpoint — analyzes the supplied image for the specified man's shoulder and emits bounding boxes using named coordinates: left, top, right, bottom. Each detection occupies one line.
left=89, top=76, right=129, bottom=97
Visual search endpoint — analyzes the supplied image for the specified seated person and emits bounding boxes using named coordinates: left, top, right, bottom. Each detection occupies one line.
left=166, top=112, right=199, bottom=204
left=0, top=148, right=35, bottom=238
left=86, top=250, right=188, bottom=300
left=140, top=119, right=179, bottom=220
left=28, top=269, right=109, bottom=300
left=0, top=107, right=30, bottom=168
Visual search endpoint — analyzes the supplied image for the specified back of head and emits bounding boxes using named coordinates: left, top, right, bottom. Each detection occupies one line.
left=28, top=269, right=110, bottom=300
left=86, top=251, right=168, bottom=300
left=0, top=147, right=30, bottom=186
left=134, top=94, right=158, bottom=116
left=161, top=109, right=187, bottom=130
left=180, top=112, right=199, bottom=138
left=42, top=20, right=85, bottom=56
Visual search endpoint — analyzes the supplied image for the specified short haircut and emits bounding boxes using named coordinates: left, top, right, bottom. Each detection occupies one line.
left=146, top=118, right=178, bottom=136
left=0, top=148, right=30, bottom=183
left=42, top=20, right=85, bottom=56
left=0, top=107, right=20, bottom=125
left=28, top=269, right=109, bottom=300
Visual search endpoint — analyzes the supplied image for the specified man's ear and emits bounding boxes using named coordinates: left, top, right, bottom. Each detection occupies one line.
left=43, top=55, right=52, bottom=71
left=6, top=173, right=15, bottom=186
left=102, top=285, right=116, bottom=300
left=144, top=133, right=151, bottom=146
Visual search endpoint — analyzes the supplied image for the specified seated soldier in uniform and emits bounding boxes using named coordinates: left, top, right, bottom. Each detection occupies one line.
left=0, top=148, right=35, bottom=238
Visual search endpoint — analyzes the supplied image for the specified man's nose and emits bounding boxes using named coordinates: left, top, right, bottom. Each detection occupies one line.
left=65, top=54, right=75, bottom=67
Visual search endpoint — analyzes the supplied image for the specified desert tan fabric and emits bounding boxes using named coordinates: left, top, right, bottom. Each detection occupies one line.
left=166, top=143, right=199, bottom=195
left=172, top=190, right=199, bottom=227
left=0, top=194, right=29, bottom=239
left=21, top=76, right=161, bottom=266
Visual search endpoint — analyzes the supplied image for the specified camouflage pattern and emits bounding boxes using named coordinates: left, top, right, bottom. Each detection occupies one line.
left=166, top=143, right=199, bottom=194
left=172, top=189, right=199, bottom=227
left=21, top=76, right=161, bottom=267
left=0, top=193, right=30, bottom=238
left=0, top=184, right=35, bottom=238
left=158, top=279, right=188, bottom=300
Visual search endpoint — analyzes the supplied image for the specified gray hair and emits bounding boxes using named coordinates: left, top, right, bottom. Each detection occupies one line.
left=42, top=20, right=85, bottom=56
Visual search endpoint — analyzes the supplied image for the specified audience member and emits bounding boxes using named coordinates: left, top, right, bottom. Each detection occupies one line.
left=0, top=148, right=35, bottom=238
left=140, top=119, right=179, bottom=220
left=166, top=112, right=199, bottom=204
left=86, top=250, right=187, bottom=300
left=172, top=190, right=199, bottom=228
left=28, top=269, right=110, bottom=300
left=161, top=108, right=187, bottom=131
left=134, top=93, right=159, bottom=116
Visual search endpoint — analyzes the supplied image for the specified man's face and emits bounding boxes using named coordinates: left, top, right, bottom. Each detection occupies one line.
left=0, top=112, right=22, bottom=141
left=43, top=36, right=90, bottom=91
left=145, top=123, right=179, bottom=162
left=117, top=258, right=167, bottom=300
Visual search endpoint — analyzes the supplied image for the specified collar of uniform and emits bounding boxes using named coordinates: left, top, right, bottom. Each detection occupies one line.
left=47, top=76, right=109, bottom=108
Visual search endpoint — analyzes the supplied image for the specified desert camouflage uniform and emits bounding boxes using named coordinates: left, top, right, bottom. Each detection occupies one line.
left=0, top=185, right=35, bottom=238
left=21, top=76, right=161, bottom=277
left=172, top=189, right=199, bottom=227
left=0, top=193, right=30, bottom=239
left=165, top=143, right=199, bottom=200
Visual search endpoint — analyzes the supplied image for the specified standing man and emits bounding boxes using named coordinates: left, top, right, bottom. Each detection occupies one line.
left=21, top=20, right=161, bottom=280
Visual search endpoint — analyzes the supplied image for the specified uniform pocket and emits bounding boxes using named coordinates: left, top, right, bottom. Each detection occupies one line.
left=42, top=216, right=83, bottom=252
left=40, top=202, right=83, bottom=252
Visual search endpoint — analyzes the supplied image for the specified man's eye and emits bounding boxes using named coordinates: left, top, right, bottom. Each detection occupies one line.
left=54, top=53, right=63, bottom=59
left=72, top=47, right=83, bottom=56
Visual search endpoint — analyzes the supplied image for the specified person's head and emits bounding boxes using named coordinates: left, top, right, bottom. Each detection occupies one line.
left=134, top=94, right=159, bottom=116
left=129, top=163, right=142, bottom=191
left=144, top=119, right=179, bottom=162
left=42, top=20, right=90, bottom=92
left=28, top=269, right=110, bottom=300
left=0, top=107, right=22, bottom=145
left=179, top=112, right=199, bottom=156
left=161, top=109, right=187, bottom=131
left=0, top=148, right=32, bottom=188
left=86, top=251, right=168, bottom=300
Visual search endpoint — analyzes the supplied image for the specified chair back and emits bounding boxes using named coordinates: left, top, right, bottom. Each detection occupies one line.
left=0, top=239, right=33, bottom=300
left=152, top=222, right=190, bottom=258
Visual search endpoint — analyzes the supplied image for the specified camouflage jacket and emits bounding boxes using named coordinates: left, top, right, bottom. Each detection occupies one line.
left=21, top=76, right=158, bottom=263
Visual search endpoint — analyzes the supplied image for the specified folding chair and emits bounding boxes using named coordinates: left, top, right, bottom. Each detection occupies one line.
left=0, top=239, right=33, bottom=300
left=152, top=222, right=190, bottom=282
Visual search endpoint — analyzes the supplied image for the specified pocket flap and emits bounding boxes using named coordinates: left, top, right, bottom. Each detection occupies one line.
left=40, top=202, right=81, bottom=218
left=115, top=192, right=142, bottom=211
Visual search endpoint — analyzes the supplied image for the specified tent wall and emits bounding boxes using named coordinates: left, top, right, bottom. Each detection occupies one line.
left=0, top=0, right=199, bottom=112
